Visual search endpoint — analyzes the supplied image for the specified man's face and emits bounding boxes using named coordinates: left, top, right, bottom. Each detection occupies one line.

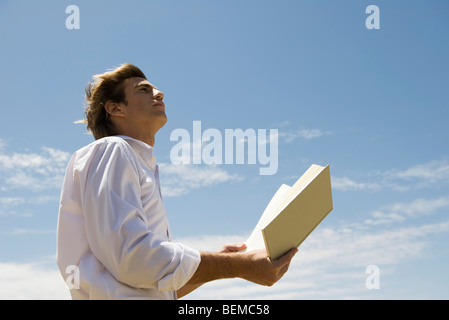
left=120, top=76, right=167, bottom=133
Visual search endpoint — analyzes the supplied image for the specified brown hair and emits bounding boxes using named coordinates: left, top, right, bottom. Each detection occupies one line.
left=78, top=63, right=147, bottom=140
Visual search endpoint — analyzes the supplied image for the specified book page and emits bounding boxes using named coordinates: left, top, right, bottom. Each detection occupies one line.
left=244, top=184, right=291, bottom=252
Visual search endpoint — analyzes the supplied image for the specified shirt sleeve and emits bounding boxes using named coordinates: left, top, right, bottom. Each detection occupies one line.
left=77, top=139, right=200, bottom=291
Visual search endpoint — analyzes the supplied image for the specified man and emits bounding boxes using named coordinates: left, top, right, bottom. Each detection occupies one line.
left=56, top=63, right=297, bottom=299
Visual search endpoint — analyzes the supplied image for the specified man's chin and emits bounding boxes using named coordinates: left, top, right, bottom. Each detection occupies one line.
left=154, top=112, right=168, bottom=128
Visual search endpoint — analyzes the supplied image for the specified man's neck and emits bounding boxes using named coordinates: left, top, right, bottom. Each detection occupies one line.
left=116, top=131, right=156, bottom=147
left=145, top=135, right=155, bottom=147
left=132, top=133, right=155, bottom=147
left=111, top=119, right=164, bottom=147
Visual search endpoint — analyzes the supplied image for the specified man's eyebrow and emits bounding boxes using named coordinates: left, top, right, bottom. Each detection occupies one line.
left=134, top=82, right=156, bottom=90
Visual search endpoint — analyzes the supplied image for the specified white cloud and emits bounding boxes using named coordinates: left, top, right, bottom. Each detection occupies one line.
left=0, top=195, right=60, bottom=217
left=0, top=259, right=70, bottom=300
left=366, top=211, right=406, bottom=225
left=0, top=147, right=70, bottom=191
left=271, top=120, right=291, bottom=128
left=0, top=197, right=25, bottom=207
left=279, top=128, right=332, bottom=143
left=385, top=160, right=449, bottom=182
left=159, top=163, right=243, bottom=197
left=385, top=197, right=449, bottom=218
left=365, top=196, right=449, bottom=226
left=333, top=159, right=449, bottom=193
left=332, top=177, right=381, bottom=191
left=1, top=228, right=56, bottom=236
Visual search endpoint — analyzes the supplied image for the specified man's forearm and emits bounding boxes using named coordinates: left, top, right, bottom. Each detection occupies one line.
left=176, top=252, right=240, bottom=299
left=177, top=283, right=203, bottom=299
left=187, top=251, right=245, bottom=284
left=179, top=247, right=297, bottom=297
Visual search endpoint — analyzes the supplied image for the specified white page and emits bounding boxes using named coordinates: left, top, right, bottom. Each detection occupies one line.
left=244, top=184, right=291, bottom=252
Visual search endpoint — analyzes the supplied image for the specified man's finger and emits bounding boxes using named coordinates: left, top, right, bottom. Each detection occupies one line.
left=276, top=248, right=298, bottom=265
left=219, top=242, right=247, bottom=253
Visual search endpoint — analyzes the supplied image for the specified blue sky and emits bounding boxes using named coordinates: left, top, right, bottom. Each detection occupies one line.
left=0, top=0, right=448, bottom=299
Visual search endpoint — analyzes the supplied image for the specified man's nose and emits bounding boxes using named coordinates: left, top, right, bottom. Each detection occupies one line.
left=154, top=90, right=164, bottom=101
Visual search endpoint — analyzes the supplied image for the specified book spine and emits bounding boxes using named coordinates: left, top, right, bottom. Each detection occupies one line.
left=261, top=229, right=272, bottom=259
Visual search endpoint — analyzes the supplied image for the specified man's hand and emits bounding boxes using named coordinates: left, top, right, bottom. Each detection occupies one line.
left=238, top=248, right=298, bottom=287
left=217, top=243, right=298, bottom=286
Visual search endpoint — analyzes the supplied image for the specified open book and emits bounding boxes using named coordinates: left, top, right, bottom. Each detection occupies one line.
left=245, top=164, right=333, bottom=260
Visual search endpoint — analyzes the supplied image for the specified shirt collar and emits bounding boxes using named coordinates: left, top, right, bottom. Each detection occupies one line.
left=116, top=135, right=157, bottom=170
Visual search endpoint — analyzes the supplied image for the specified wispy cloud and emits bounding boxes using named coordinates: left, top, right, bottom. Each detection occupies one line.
left=0, top=259, right=70, bottom=300
left=1, top=228, right=56, bottom=236
left=0, top=146, right=70, bottom=191
left=365, top=196, right=449, bottom=226
left=0, top=195, right=60, bottom=217
left=279, top=128, right=332, bottom=143
left=159, top=163, right=243, bottom=197
left=0, top=195, right=58, bottom=206
left=0, top=197, right=25, bottom=206
left=0, top=144, right=69, bottom=218
left=331, top=177, right=381, bottom=192
left=333, top=159, right=449, bottom=192
left=383, top=160, right=449, bottom=186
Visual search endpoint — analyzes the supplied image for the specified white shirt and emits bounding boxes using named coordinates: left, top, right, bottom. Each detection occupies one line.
left=56, top=135, right=201, bottom=300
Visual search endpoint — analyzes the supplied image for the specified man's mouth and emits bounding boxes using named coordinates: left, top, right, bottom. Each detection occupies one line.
left=153, top=101, right=165, bottom=108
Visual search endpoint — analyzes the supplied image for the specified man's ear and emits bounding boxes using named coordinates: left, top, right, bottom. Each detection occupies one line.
left=104, top=101, right=125, bottom=118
